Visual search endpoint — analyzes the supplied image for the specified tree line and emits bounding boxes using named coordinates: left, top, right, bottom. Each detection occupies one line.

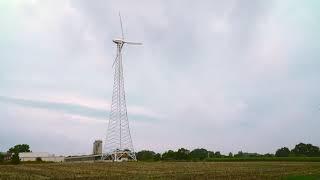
left=275, top=143, right=320, bottom=157
left=1, top=142, right=319, bottom=163
left=136, top=143, right=320, bottom=161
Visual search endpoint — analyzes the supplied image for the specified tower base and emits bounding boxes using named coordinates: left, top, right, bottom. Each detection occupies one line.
left=102, top=150, right=137, bottom=162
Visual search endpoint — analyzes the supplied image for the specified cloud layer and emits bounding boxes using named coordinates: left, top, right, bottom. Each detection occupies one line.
left=0, top=0, right=319, bottom=155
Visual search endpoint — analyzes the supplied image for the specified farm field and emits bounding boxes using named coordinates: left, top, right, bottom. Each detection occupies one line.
left=0, top=161, right=320, bottom=179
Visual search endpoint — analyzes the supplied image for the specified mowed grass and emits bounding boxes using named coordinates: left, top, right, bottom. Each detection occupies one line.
left=0, top=162, right=320, bottom=179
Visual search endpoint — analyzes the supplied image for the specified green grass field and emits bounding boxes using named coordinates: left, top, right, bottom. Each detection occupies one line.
left=0, top=161, right=320, bottom=179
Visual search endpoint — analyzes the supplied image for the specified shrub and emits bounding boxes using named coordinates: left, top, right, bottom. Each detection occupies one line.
left=36, top=157, right=42, bottom=162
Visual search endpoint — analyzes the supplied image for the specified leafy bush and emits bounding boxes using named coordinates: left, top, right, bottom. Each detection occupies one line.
left=36, top=157, right=42, bottom=162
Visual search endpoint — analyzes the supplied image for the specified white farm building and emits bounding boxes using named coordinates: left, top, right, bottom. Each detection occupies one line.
left=19, top=152, right=64, bottom=162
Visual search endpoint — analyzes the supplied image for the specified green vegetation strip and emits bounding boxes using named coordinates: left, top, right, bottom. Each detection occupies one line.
left=205, top=157, right=320, bottom=162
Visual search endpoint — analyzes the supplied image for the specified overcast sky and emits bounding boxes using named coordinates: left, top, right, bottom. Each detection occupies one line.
left=0, top=0, right=319, bottom=155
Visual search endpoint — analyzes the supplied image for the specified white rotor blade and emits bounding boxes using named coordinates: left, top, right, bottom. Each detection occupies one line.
left=125, top=41, right=143, bottom=45
left=119, top=12, right=124, bottom=40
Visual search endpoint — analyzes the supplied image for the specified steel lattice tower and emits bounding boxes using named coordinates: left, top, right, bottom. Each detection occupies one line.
left=103, top=13, right=142, bottom=162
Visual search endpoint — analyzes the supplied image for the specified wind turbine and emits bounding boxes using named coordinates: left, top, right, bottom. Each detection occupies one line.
left=103, top=13, right=142, bottom=162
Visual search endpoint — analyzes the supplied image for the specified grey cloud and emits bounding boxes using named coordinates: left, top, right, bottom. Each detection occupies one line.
left=0, top=96, right=155, bottom=122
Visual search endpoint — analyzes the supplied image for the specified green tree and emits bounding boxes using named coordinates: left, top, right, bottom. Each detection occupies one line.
left=207, top=151, right=215, bottom=158
left=190, top=148, right=208, bottom=160
left=228, top=152, right=233, bottom=157
left=8, top=144, right=31, bottom=154
left=234, top=151, right=244, bottom=158
left=136, top=150, right=155, bottom=161
left=176, top=148, right=190, bottom=160
left=291, top=143, right=320, bottom=157
left=162, top=150, right=176, bottom=160
left=214, top=151, right=221, bottom=158
left=7, top=144, right=31, bottom=164
left=154, top=153, right=161, bottom=161
left=275, top=147, right=290, bottom=157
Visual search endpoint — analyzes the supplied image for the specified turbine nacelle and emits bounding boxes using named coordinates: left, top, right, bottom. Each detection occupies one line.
left=113, top=38, right=142, bottom=46
left=113, top=38, right=124, bottom=44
